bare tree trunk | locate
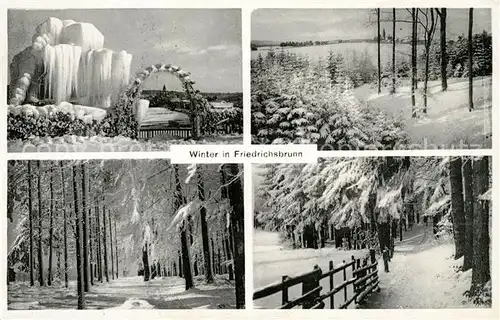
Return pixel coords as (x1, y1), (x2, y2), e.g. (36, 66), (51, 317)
(81, 163), (90, 292)
(114, 218), (119, 279)
(449, 156), (466, 259)
(437, 8), (448, 91)
(108, 211), (115, 280)
(48, 166), (55, 286)
(197, 169), (214, 283)
(470, 157), (490, 294)
(468, 8), (474, 111)
(103, 205), (109, 282)
(377, 8), (381, 94)
(72, 164), (85, 309)
(462, 157), (474, 271)
(411, 8), (417, 117)
(142, 242), (150, 281)
(392, 8), (396, 94)
(89, 206), (94, 286)
(223, 164), (245, 309)
(37, 161), (45, 286)
(59, 162), (69, 288)
(28, 161), (35, 286)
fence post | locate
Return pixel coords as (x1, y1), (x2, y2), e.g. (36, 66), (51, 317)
(329, 261), (334, 309)
(302, 265), (321, 309)
(282, 275), (289, 306)
(355, 257), (360, 295)
(342, 260), (347, 303)
(370, 249), (376, 264)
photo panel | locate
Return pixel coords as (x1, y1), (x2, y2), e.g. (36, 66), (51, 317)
(253, 156), (492, 309)
(251, 8), (492, 150)
(7, 159), (245, 309)
(7, 8), (243, 153)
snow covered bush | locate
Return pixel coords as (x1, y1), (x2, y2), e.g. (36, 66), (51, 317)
(251, 51), (408, 149)
(8, 110), (111, 140)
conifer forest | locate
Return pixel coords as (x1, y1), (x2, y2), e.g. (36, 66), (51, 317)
(7, 160), (245, 309)
(254, 156), (492, 308)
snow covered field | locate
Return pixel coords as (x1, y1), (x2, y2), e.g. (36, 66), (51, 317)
(7, 134), (243, 152)
(253, 230), (367, 309)
(354, 77), (492, 149)
(8, 275), (236, 309)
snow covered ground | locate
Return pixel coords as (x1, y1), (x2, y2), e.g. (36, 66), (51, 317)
(7, 134), (243, 152)
(8, 275), (236, 309)
(253, 230), (368, 309)
(140, 107), (191, 127)
(354, 77), (492, 149)
(360, 225), (485, 309)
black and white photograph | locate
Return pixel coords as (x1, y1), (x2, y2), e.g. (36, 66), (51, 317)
(251, 9), (492, 150)
(7, 160), (245, 309)
(7, 9), (243, 152)
(253, 156), (492, 309)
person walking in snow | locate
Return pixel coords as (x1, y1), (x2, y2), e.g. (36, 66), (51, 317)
(382, 246), (390, 273)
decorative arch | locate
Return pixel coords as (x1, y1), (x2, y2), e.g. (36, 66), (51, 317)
(125, 63), (213, 139)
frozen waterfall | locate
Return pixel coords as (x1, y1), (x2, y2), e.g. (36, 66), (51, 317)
(10, 17), (132, 107)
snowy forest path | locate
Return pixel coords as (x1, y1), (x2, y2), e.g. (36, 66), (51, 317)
(360, 225), (468, 308)
(8, 276), (236, 310)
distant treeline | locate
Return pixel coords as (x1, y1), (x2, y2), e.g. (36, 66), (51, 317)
(142, 89), (243, 109)
(251, 38), (426, 50)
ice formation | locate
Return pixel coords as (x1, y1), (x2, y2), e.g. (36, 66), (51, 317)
(9, 17), (132, 108)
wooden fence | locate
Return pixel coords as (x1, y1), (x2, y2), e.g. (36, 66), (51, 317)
(253, 249), (380, 309)
(137, 126), (192, 139)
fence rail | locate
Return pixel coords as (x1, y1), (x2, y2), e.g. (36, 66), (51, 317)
(253, 249), (380, 309)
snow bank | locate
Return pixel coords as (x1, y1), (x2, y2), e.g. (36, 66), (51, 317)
(59, 22), (104, 51)
(113, 298), (155, 309)
(8, 102), (107, 122)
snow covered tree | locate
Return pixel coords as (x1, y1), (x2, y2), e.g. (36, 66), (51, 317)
(449, 156), (465, 259)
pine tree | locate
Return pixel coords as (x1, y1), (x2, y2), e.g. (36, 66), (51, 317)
(60, 161), (69, 288)
(174, 164), (193, 290)
(470, 157), (490, 295)
(462, 157), (474, 271)
(197, 168), (214, 283)
(48, 165), (55, 285)
(81, 162), (90, 292)
(223, 164), (245, 309)
(72, 164), (85, 309)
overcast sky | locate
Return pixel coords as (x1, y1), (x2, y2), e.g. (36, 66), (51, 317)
(252, 8), (492, 42)
(8, 9), (242, 92)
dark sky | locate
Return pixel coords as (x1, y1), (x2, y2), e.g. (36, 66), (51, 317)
(8, 9), (242, 92)
(252, 8), (492, 42)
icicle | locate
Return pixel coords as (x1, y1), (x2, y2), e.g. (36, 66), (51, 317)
(111, 50), (132, 105)
(33, 17), (63, 46)
(43, 44), (82, 103)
